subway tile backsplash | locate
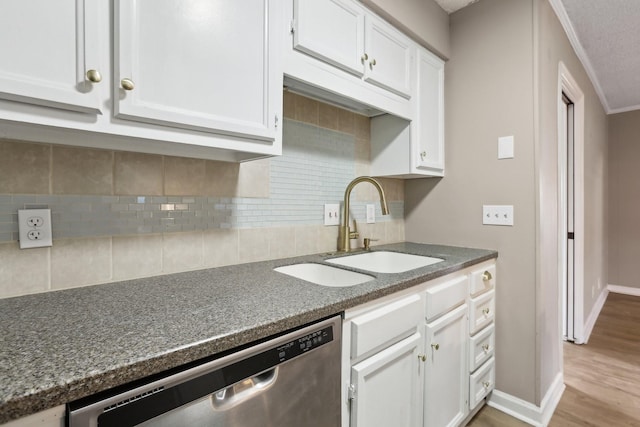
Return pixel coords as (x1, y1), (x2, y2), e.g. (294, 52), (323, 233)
(0, 93), (406, 298)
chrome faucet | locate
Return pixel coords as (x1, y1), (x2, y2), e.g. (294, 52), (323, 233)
(338, 176), (389, 252)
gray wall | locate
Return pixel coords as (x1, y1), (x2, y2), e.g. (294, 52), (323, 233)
(608, 110), (640, 289)
(405, 0), (609, 406)
(405, 0), (538, 403)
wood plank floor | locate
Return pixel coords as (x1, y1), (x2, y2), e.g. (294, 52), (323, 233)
(466, 292), (640, 426)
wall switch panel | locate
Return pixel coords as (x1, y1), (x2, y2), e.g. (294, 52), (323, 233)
(18, 208), (53, 248)
(324, 203), (340, 226)
(498, 135), (514, 159)
(366, 204), (375, 224)
(483, 205), (514, 226)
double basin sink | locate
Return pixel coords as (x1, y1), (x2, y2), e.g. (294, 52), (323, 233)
(274, 251), (443, 287)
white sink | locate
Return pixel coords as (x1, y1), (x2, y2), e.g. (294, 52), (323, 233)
(274, 263), (374, 287)
(326, 251), (443, 273)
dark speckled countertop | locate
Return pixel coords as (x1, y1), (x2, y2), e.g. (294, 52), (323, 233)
(0, 242), (497, 424)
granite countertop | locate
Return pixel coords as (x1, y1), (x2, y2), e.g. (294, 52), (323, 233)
(0, 242), (497, 424)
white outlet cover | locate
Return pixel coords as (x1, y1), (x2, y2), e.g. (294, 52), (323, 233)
(18, 209), (53, 249)
(366, 204), (375, 224)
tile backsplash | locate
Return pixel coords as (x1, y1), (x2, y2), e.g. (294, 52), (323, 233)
(0, 92), (405, 298)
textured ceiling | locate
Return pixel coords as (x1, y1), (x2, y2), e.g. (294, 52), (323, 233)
(436, 0), (640, 113)
(557, 0), (640, 113)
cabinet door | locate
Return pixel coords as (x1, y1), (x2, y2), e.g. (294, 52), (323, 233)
(363, 15), (413, 98)
(424, 304), (468, 427)
(0, 0), (102, 113)
(115, 0), (280, 141)
(293, 0), (365, 77)
(351, 333), (421, 427)
(414, 48), (444, 175)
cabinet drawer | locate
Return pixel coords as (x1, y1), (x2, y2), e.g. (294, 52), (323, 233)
(351, 294), (422, 359)
(470, 264), (496, 297)
(469, 324), (495, 372)
(469, 289), (495, 335)
(469, 357), (495, 409)
(425, 275), (468, 320)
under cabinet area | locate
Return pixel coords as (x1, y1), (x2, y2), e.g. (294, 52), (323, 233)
(0, 0), (283, 162)
(342, 259), (497, 427)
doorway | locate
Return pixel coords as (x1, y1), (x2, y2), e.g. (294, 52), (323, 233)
(558, 62), (584, 344)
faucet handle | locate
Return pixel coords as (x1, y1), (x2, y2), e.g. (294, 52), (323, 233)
(349, 220), (359, 239)
(363, 238), (378, 250)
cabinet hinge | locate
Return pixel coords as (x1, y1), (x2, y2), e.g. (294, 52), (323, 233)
(290, 20), (295, 34)
(348, 384), (357, 401)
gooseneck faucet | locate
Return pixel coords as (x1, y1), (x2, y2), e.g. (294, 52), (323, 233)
(338, 176), (389, 252)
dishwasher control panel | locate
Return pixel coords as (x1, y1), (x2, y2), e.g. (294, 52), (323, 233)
(276, 324), (334, 362)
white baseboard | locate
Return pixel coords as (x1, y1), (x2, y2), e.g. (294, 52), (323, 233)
(487, 373), (565, 427)
(581, 288), (609, 344)
(608, 284), (640, 297)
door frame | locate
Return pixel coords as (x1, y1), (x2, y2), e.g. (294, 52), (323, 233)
(557, 62), (585, 344)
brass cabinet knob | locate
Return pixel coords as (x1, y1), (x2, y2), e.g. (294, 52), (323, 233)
(361, 53), (369, 62)
(483, 307), (491, 315)
(431, 343), (440, 351)
(483, 381), (491, 389)
(418, 354), (426, 362)
(482, 344), (490, 352)
(86, 69), (102, 83)
(482, 271), (492, 281)
(121, 78), (135, 91)
(371, 58), (377, 66)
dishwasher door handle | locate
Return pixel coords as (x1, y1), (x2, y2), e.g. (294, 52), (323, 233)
(210, 368), (278, 411)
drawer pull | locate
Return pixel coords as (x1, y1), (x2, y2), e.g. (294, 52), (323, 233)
(482, 344), (490, 352)
(482, 308), (491, 315)
(483, 381), (491, 389)
(482, 271), (492, 281)
(431, 343), (440, 351)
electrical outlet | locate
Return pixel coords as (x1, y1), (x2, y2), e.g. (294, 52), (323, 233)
(324, 204), (340, 226)
(18, 209), (53, 249)
(482, 205), (514, 226)
(366, 204), (375, 224)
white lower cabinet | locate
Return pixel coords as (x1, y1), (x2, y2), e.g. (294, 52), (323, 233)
(342, 259), (497, 427)
(424, 304), (469, 427)
(351, 333), (422, 427)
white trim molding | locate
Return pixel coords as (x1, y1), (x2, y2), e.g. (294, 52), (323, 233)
(488, 373), (565, 427)
(608, 284), (640, 297)
(581, 288), (609, 344)
(547, 0), (612, 113)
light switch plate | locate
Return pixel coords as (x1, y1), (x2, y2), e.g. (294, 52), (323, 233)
(324, 204), (340, 226)
(483, 205), (514, 226)
(498, 136), (514, 159)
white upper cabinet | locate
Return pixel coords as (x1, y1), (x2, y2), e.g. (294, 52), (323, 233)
(292, 0), (365, 77)
(287, 0), (413, 118)
(414, 47), (445, 175)
(370, 45), (444, 178)
(0, 0), (102, 114)
(0, 1), (283, 162)
(363, 14), (413, 98)
(115, 0), (280, 141)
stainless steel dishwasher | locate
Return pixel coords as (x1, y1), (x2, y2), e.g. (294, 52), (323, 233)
(68, 315), (341, 427)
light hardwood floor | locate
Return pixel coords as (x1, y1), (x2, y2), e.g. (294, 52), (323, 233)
(466, 292), (640, 426)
